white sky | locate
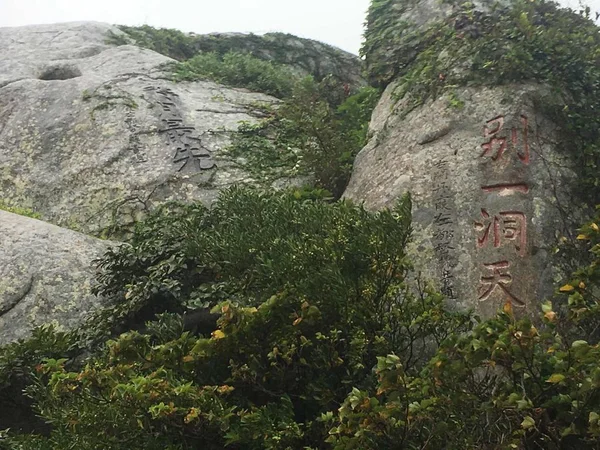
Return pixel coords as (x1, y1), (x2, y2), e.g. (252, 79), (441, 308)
(0, 0), (596, 55)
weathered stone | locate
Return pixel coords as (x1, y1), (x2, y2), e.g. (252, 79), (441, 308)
(115, 27), (366, 88)
(362, 0), (508, 86)
(0, 22), (302, 237)
(0, 211), (112, 345)
(345, 82), (580, 317)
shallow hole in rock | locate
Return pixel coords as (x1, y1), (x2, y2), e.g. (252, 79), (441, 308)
(38, 64), (82, 81)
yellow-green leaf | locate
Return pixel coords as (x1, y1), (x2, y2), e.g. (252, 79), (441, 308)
(547, 373), (565, 384)
(559, 284), (574, 293)
(521, 416), (536, 430)
(211, 330), (226, 340)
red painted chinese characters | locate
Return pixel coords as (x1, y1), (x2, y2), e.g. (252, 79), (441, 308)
(475, 115), (530, 307)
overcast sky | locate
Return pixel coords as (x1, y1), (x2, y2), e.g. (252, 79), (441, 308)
(0, 0), (596, 55)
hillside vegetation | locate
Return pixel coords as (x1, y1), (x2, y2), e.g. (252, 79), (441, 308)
(4, 1), (600, 449)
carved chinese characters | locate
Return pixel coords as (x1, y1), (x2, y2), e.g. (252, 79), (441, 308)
(431, 159), (458, 299)
(475, 115), (530, 307)
(475, 209), (527, 257)
(478, 261), (524, 306)
(143, 86), (216, 173)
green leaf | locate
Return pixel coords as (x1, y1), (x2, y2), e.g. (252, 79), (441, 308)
(521, 416), (536, 430)
(547, 374), (566, 384)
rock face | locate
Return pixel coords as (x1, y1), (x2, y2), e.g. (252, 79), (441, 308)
(345, 83), (578, 317)
(0, 210), (111, 345)
(0, 22), (296, 237)
(362, 0), (505, 86)
(114, 26), (366, 88)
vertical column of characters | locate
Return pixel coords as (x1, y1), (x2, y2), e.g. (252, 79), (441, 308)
(143, 86), (215, 172)
(431, 159), (457, 299)
(475, 115), (530, 307)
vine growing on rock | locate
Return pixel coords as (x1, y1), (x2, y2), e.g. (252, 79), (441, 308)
(363, 0), (600, 205)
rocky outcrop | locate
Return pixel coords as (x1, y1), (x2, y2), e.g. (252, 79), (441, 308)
(345, 80), (579, 317)
(0, 22), (298, 237)
(344, 0), (593, 318)
(114, 26), (366, 89)
(0, 210), (111, 345)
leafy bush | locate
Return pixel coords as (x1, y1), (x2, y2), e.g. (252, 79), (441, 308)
(4, 200), (600, 449)
(225, 79), (380, 198)
(323, 214), (600, 449)
(173, 51), (297, 98)
(0, 188), (473, 449)
(276, 80), (379, 197)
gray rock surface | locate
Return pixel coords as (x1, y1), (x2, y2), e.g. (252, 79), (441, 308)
(345, 82), (579, 317)
(0, 210), (111, 345)
(0, 22), (297, 237)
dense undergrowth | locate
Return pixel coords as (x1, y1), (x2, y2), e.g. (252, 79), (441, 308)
(3, 187), (600, 449)
(4, 0), (600, 449)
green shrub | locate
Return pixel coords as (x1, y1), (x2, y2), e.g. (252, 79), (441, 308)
(107, 25), (197, 61)
(324, 213), (600, 450)
(225, 79), (380, 198)
(4, 197), (600, 449)
(0, 188), (473, 449)
(173, 51), (297, 99)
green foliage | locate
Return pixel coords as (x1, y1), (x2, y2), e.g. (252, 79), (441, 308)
(225, 79), (380, 198)
(108, 25), (362, 85)
(106, 25), (198, 61)
(0, 200), (41, 219)
(0, 326), (78, 440)
(325, 210), (600, 450)
(7, 2), (600, 448)
(173, 51), (297, 98)
(5, 197), (600, 449)
(0, 188), (472, 449)
(363, 0), (600, 204)
(362, 0), (425, 87)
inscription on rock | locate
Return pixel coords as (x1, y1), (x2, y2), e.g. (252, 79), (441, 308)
(431, 159), (458, 300)
(143, 86), (216, 173)
(474, 113), (532, 308)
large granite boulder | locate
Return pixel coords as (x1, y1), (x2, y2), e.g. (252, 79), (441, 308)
(0, 211), (111, 345)
(0, 22), (299, 237)
(345, 81), (579, 317)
